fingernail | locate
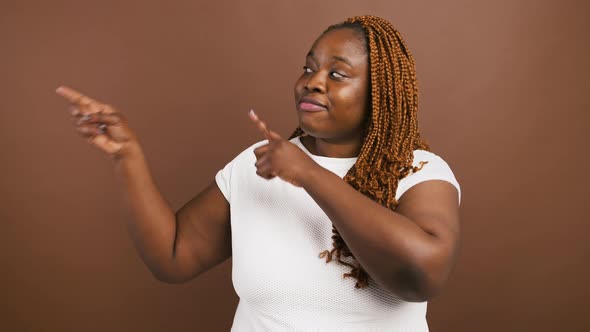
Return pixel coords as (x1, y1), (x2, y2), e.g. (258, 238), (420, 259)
(81, 114), (91, 121)
(249, 109), (256, 117)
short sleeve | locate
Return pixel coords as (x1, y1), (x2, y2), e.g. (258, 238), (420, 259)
(214, 139), (269, 204)
(215, 159), (233, 203)
(395, 150), (461, 204)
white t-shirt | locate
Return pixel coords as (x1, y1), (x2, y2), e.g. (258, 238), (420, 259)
(215, 136), (461, 331)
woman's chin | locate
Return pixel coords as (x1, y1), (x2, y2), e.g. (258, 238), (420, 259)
(297, 119), (322, 136)
(297, 124), (319, 138)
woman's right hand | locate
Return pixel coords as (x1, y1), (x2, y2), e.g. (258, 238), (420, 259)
(56, 86), (139, 159)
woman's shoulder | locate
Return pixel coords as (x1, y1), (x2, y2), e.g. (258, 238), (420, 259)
(398, 149), (461, 203)
(410, 149), (454, 170)
(227, 139), (269, 163)
(412, 149), (443, 161)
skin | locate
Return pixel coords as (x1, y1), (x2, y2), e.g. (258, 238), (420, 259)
(294, 28), (370, 157)
(56, 87), (232, 283)
(55, 27), (460, 302)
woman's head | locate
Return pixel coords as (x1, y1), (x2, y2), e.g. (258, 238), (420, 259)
(290, 15), (430, 289)
(293, 26), (370, 142)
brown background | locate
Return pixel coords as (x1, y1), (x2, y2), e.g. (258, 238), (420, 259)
(1, 0), (588, 331)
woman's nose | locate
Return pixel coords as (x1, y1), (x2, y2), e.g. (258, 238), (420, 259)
(304, 73), (326, 93)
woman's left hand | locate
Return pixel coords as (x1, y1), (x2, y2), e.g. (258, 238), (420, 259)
(248, 110), (318, 187)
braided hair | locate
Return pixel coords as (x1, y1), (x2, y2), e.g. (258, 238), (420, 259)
(288, 15), (430, 289)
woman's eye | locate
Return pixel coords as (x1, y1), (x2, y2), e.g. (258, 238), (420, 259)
(330, 71), (345, 78)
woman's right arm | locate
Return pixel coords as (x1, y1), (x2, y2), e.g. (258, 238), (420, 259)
(114, 143), (231, 283)
(56, 86), (231, 283)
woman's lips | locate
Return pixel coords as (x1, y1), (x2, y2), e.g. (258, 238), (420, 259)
(299, 102), (327, 112)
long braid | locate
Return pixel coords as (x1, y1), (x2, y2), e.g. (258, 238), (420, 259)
(289, 15), (429, 289)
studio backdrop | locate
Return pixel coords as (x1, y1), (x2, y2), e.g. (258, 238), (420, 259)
(1, 0), (588, 331)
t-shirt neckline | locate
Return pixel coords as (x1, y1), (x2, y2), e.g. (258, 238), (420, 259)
(292, 136), (358, 169)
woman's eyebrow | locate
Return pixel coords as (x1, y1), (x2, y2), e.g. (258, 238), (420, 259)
(332, 55), (353, 67)
(307, 51), (353, 67)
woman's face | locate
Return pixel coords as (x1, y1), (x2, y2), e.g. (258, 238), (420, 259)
(294, 28), (370, 141)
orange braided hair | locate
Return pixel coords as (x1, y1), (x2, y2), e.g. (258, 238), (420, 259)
(288, 15), (430, 288)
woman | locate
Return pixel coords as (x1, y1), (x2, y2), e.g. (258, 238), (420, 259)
(57, 15), (461, 331)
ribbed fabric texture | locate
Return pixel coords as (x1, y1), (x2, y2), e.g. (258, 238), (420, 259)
(215, 136), (461, 331)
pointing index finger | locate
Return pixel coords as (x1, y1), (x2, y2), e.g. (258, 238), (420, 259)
(248, 109), (271, 140)
(248, 110), (283, 141)
(55, 86), (95, 105)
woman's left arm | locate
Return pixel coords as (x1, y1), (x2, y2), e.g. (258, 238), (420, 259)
(247, 110), (460, 302)
(299, 165), (461, 302)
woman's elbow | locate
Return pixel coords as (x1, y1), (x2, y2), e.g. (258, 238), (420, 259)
(149, 265), (197, 284)
(386, 264), (448, 302)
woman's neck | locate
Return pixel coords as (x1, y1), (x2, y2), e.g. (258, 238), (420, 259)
(300, 134), (362, 158)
